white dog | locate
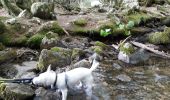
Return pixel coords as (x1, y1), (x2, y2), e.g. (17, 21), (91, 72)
(32, 59), (99, 100)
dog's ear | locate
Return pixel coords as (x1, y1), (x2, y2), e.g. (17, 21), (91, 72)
(46, 64), (51, 72)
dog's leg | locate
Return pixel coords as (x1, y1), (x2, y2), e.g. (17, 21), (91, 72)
(61, 89), (68, 100)
(83, 76), (93, 100)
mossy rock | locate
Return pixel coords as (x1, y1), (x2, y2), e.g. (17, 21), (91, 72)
(0, 32), (28, 47)
(119, 42), (135, 55)
(37, 48), (72, 72)
(27, 34), (45, 48)
(125, 12), (151, 25)
(73, 18), (88, 27)
(91, 46), (103, 54)
(0, 83), (34, 100)
(37, 21), (64, 35)
(0, 49), (17, 64)
(95, 41), (109, 50)
(148, 32), (170, 44)
(71, 48), (85, 63)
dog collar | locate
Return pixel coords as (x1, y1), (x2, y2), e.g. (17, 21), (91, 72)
(53, 73), (57, 89)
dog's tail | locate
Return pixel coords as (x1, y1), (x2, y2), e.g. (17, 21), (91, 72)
(90, 59), (99, 72)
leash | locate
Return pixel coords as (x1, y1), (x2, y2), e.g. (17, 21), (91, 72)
(0, 78), (33, 84)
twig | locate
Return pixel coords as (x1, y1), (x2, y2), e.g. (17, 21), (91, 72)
(131, 41), (170, 59)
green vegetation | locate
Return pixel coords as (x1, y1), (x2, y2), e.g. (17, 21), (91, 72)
(27, 34), (45, 48)
(73, 18), (88, 27)
(100, 29), (111, 37)
(119, 43), (135, 55)
(148, 28), (170, 44)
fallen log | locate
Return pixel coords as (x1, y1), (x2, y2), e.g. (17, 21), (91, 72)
(131, 41), (170, 59)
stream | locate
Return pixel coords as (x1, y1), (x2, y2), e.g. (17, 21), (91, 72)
(0, 53), (170, 100)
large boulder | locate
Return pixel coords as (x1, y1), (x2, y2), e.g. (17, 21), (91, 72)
(31, 2), (55, 19)
(0, 48), (17, 64)
(37, 48), (72, 72)
(0, 83), (34, 100)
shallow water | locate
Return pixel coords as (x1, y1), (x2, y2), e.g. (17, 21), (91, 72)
(0, 56), (170, 100)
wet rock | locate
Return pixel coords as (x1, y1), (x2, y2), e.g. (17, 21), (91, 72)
(118, 43), (149, 64)
(116, 74), (132, 82)
(34, 87), (61, 100)
(112, 63), (122, 70)
(37, 48), (72, 72)
(118, 42), (135, 63)
(14, 61), (37, 78)
(0, 48), (17, 64)
(0, 63), (17, 78)
(0, 83), (34, 100)
(31, 2), (55, 19)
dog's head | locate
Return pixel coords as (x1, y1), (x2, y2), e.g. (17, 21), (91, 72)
(32, 65), (56, 87)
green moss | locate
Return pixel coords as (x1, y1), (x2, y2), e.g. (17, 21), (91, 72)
(27, 34), (45, 48)
(38, 22), (64, 35)
(119, 43), (135, 55)
(126, 12), (151, 25)
(0, 32), (28, 46)
(73, 18), (88, 27)
(148, 32), (170, 44)
(51, 22), (64, 34)
(50, 47), (61, 52)
(91, 46), (103, 54)
(0, 49), (17, 63)
(72, 48), (84, 59)
(95, 41), (109, 50)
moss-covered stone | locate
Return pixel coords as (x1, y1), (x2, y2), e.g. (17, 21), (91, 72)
(73, 18), (88, 27)
(0, 83), (34, 100)
(37, 48), (72, 72)
(95, 41), (109, 50)
(148, 31), (170, 44)
(91, 46), (103, 54)
(0, 32), (28, 47)
(31, 2), (54, 19)
(119, 42), (135, 55)
(71, 48), (85, 63)
(0, 49), (17, 64)
(37, 21), (64, 35)
(125, 12), (151, 25)
(27, 34), (45, 48)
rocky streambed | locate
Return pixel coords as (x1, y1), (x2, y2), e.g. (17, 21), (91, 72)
(0, 35), (170, 100)
(0, 1), (170, 100)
